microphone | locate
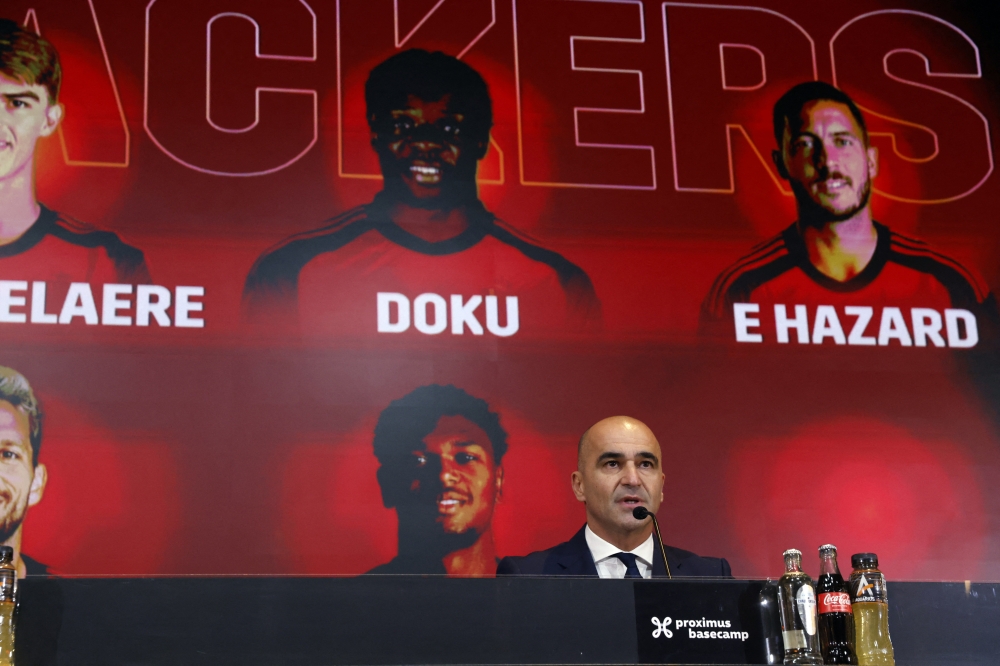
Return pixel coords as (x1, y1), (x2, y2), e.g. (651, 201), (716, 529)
(632, 506), (672, 579)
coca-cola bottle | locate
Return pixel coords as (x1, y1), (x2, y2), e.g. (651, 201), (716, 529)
(776, 549), (822, 665)
(817, 544), (857, 664)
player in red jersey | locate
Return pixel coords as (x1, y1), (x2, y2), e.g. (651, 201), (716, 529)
(0, 20), (148, 288)
(244, 49), (600, 339)
(701, 81), (996, 344)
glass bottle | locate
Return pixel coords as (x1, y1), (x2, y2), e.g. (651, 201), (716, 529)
(0, 546), (16, 666)
(817, 544), (857, 664)
(777, 549), (822, 665)
(758, 580), (785, 665)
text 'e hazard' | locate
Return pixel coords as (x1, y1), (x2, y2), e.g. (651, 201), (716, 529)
(734, 303), (977, 347)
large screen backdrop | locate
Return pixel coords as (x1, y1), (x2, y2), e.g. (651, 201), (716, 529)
(2, 0), (999, 579)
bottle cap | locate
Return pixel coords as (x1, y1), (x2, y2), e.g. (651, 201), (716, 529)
(851, 552), (878, 569)
(782, 548), (802, 558)
(0, 547), (12, 564)
(818, 544), (837, 555)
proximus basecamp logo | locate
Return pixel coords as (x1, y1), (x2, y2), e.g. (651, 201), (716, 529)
(650, 616), (748, 641)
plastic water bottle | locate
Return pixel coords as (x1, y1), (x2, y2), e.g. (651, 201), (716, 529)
(849, 553), (894, 666)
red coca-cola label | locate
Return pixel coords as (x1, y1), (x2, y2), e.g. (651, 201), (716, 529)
(818, 592), (853, 614)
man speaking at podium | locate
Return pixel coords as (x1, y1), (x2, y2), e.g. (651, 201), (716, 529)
(497, 416), (730, 578)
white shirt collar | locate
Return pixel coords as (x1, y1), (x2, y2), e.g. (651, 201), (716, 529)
(584, 524), (655, 566)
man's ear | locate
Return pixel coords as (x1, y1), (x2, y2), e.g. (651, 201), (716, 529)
(39, 103), (64, 138)
(473, 137), (489, 161)
(27, 464), (46, 508)
(494, 465), (504, 500)
(369, 115), (384, 150)
(772, 149), (789, 180)
(571, 470), (586, 503)
(867, 144), (878, 179)
(375, 465), (398, 509)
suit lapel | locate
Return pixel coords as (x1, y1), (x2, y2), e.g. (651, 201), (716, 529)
(555, 526), (599, 576)
(652, 541), (681, 578)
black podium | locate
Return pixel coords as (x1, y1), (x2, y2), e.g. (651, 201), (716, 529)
(13, 577), (1000, 665)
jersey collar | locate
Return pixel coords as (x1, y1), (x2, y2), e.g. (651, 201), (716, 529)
(367, 191), (491, 256)
(0, 204), (57, 259)
(783, 220), (891, 293)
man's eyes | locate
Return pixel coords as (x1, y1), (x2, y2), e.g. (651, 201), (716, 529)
(438, 121), (460, 137)
(410, 451), (480, 466)
(392, 117), (415, 132)
(0, 450), (22, 461)
(603, 459), (655, 469)
(388, 117), (461, 136)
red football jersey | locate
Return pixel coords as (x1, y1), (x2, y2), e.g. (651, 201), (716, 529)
(701, 222), (996, 347)
(0, 205), (149, 287)
(244, 194), (601, 344)
(0, 206), (150, 336)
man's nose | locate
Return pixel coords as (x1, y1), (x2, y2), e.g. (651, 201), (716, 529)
(816, 139), (845, 173)
(621, 461), (641, 486)
(409, 124), (443, 151)
(411, 137), (442, 152)
(812, 142), (830, 169)
(439, 457), (460, 486)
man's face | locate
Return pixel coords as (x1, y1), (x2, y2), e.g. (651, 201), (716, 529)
(0, 402), (45, 544)
(0, 73), (62, 180)
(775, 100), (878, 222)
(390, 415), (502, 535)
(572, 420), (664, 539)
(372, 93), (482, 202)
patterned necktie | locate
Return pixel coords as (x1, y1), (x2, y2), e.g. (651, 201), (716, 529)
(613, 552), (643, 579)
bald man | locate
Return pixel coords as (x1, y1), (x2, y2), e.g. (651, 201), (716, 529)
(497, 416), (731, 577)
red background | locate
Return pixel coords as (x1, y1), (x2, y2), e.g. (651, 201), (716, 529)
(2, 0), (1000, 580)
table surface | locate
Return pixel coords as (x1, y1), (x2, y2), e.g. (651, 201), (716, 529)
(11, 576), (1000, 666)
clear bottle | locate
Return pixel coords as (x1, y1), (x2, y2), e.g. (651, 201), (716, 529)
(758, 580), (785, 665)
(0, 546), (16, 666)
(817, 545), (857, 664)
(777, 549), (822, 665)
(849, 553), (894, 666)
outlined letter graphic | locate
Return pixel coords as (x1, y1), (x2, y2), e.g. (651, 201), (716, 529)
(11, 1), (129, 167)
(662, 3), (817, 193)
(831, 11), (993, 204)
(514, 0), (654, 190)
(336, 0), (501, 183)
(144, 0), (318, 177)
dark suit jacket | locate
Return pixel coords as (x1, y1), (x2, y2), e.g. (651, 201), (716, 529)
(496, 526), (732, 578)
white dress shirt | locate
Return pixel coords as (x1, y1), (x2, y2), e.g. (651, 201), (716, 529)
(584, 525), (655, 579)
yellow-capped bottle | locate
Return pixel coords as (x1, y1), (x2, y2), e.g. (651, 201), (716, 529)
(0, 546), (16, 666)
(849, 553), (894, 666)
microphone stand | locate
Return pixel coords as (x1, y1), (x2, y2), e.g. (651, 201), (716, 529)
(634, 507), (672, 579)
